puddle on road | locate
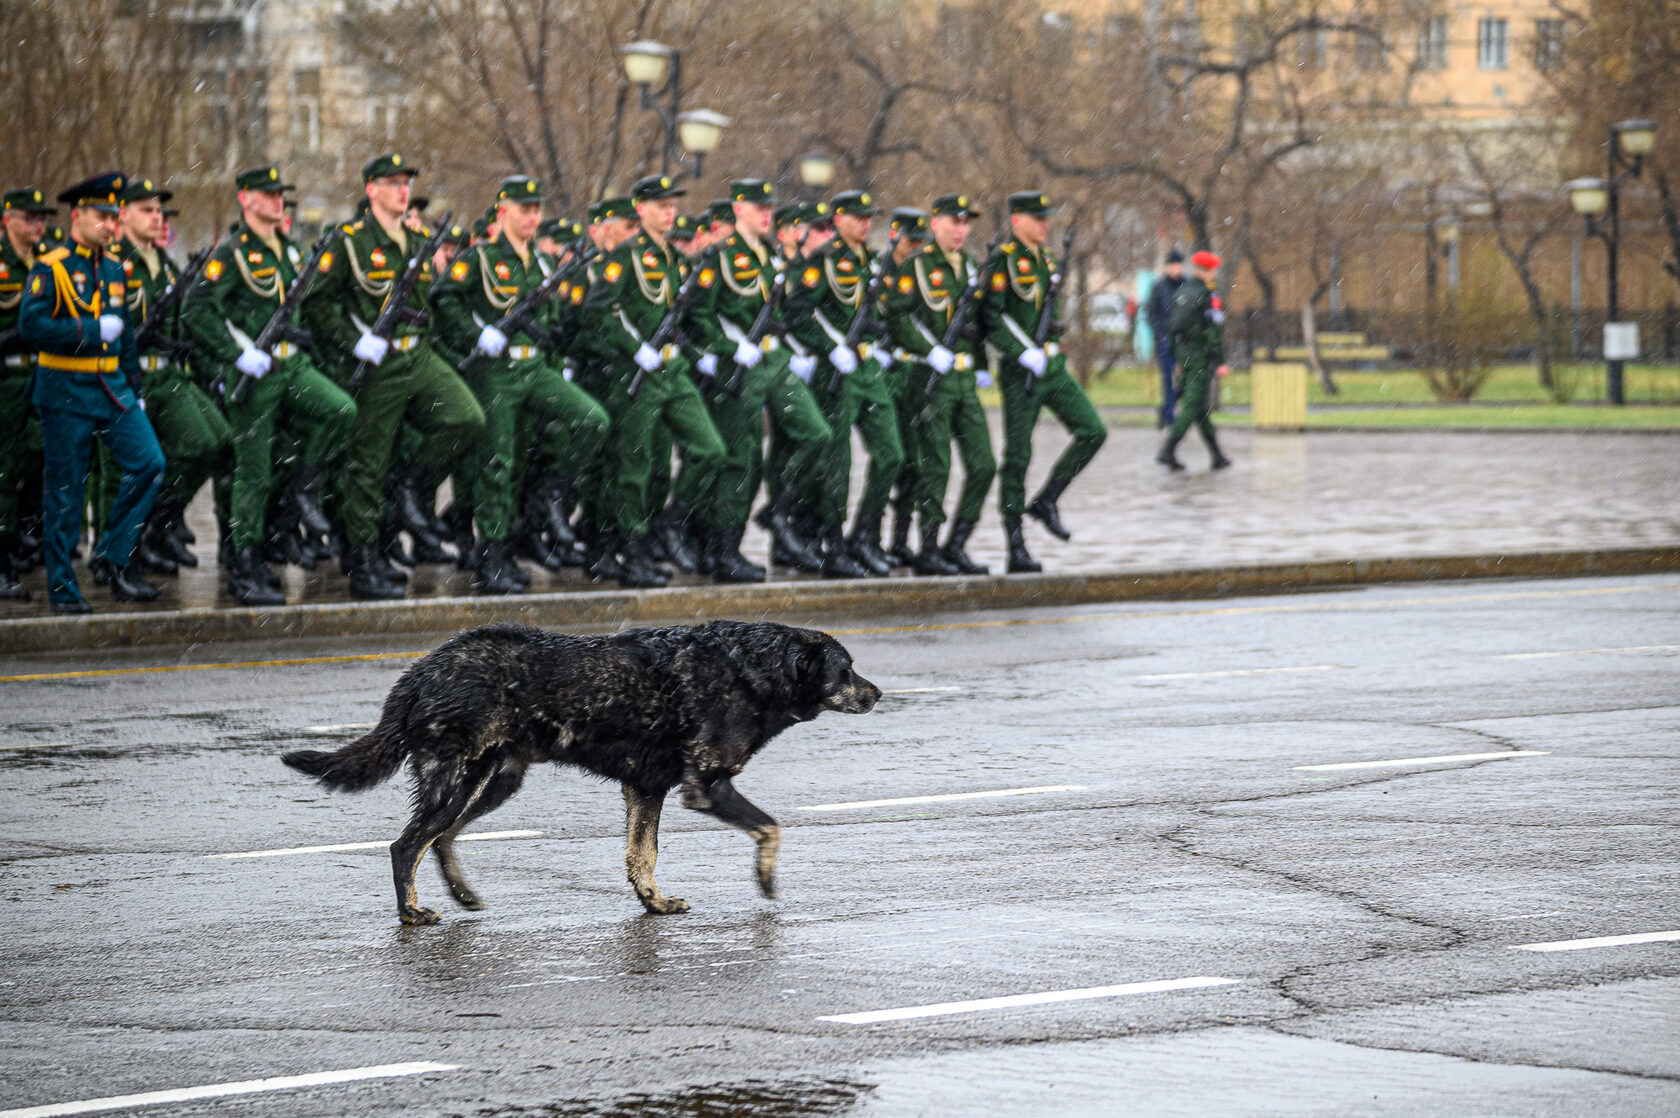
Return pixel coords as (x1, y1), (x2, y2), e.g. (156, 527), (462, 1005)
(474, 1077), (868, 1117)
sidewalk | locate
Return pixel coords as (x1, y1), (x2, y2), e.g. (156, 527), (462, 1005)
(3, 424), (1677, 645)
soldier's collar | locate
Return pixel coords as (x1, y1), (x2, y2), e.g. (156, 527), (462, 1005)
(73, 243), (94, 258)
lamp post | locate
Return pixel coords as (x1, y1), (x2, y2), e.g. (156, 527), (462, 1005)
(618, 40), (732, 180)
(1564, 117), (1657, 405)
(797, 150), (837, 200)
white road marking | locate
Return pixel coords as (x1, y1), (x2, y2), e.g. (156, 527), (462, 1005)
(206, 829), (543, 860)
(304, 722), (377, 734)
(0, 1061), (458, 1118)
(818, 976), (1240, 1025)
(1497, 644), (1679, 661)
(1294, 750), (1549, 772)
(1137, 665), (1340, 681)
(881, 686), (965, 694)
(801, 785), (1086, 812)
(1492, 911), (1568, 921)
(1510, 930), (1680, 953)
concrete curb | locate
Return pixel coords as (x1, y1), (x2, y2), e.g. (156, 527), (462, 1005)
(4, 546), (1677, 655)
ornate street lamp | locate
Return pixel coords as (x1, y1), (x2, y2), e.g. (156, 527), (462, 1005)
(619, 40), (730, 180)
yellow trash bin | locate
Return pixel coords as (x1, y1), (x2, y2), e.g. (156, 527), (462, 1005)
(1251, 362), (1307, 430)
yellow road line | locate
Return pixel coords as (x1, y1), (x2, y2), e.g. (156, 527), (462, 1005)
(3, 581), (1673, 683)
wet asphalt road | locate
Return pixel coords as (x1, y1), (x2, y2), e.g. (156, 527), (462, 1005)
(2, 574), (1677, 1116)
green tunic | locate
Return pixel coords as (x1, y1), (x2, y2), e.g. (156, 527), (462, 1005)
(0, 237), (43, 549)
(1165, 276), (1225, 442)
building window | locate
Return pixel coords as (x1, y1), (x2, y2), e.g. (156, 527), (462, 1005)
(1417, 16), (1448, 71)
(1478, 17), (1509, 70)
(1353, 29), (1384, 72)
(1535, 18), (1565, 71)
(291, 68), (321, 152)
(1295, 27), (1328, 70)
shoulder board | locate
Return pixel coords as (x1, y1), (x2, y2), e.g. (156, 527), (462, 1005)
(40, 247), (70, 264)
(1001, 241), (1018, 254)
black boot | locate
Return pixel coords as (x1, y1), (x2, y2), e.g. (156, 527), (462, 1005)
(617, 533), (670, 589)
(531, 470), (577, 549)
(89, 556), (159, 602)
(821, 527), (869, 579)
(846, 515), (892, 576)
(889, 508), (916, 567)
(513, 524), (566, 572)
(265, 522), (311, 572)
(586, 531), (626, 582)
(227, 546), (285, 606)
(764, 492), (823, 572)
(134, 511), (180, 575)
(1025, 475), (1072, 541)
(153, 505), (199, 568)
(943, 519), (989, 575)
(286, 463), (335, 538)
(409, 528), (454, 564)
(171, 509), (196, 544)
(378, 523), (415, 577)
(711, 523), (766, 584)
(1005, 517), (1041, 574)
(0, 545), (28, 600)
(347, 542), (404, 600)
(473, 539), (525, 595)
(912, 523), (961, 576)
(387, 461), (436, 539)
(1156, 433), (1186, 471)
(691, 521), (717, 577)
(1203, 427), (1232, 469)
(656, 502), (700, 574)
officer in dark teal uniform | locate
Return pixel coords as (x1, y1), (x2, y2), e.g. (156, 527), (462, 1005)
(19, 173), (166, 611)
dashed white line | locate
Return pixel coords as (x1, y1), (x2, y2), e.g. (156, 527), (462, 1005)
(800, 785), (1086, 812)
(1497, 645), (1679, 660)
(0, 1061), (458, 1118)
(206, 829), (543, 860)
(304, 722), (377, 734)
(1509, 930), (1680, 953)
(1294, 750), (1549, 772)
(1137, 665), (1340, 681)
(818, 976), (1240, 1024)
(1491, 911), (1568, 921)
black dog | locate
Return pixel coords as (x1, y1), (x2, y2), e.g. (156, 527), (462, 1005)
(281, 621), (879, 925)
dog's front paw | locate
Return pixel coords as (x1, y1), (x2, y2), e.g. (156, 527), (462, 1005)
(641, 895), (691, 915)
(399, 905), (440, 926)
(447, 883), (484, 910)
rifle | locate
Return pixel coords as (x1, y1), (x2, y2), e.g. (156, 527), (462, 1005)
(133, 242), (214, 363)
(723, 230), (809, 397)
(1026, 224), (1076, 395)
(227, 230), (336, 406)
(346, 213), (455, 396)
(924, 229), (1007, 399)
(829, 228), (902, 395)
(457, 238), (597, 380)
(627, 249), (708, 401)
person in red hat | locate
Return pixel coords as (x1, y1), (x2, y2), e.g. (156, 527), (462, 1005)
(1158, 250), (1232, 471)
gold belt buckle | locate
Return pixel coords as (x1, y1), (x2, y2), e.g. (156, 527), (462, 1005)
(760, 337), (779, 353)
(1045, 342), (1061, 358)
(954, 353), (973, 372)
(658, 343), (680, 363)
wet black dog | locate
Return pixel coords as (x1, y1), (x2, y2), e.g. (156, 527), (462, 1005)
(281, 620), (879, 925)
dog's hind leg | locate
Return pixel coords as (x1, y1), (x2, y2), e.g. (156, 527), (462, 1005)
(696, 776), (781, 900)
(390, 757), (497, 926)
(433, 760), (527, 910)
(623, 786), (689, 915)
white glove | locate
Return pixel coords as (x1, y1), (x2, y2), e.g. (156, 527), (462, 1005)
(790, 354), (816, 383)
(561, 364), (575, 382)
(733, 339), (762, 368)
(872, 345), (894, 371)
(235, 347), (272, 379)
(927, 345), (956, 374)
(475, 324), (508, 357)
(98, 315), (124, 343)
(354, 333), (390, 366)
(976, 369), (994, 390)
(1019, 346), (1048, 376)
(136, 397), (146, 412)
(633, 343), (662, 372)
(828, 344), (858, 376)
(696, 354), (718, 377)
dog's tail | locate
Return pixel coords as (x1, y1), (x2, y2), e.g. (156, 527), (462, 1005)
(281, 716), (411, 793)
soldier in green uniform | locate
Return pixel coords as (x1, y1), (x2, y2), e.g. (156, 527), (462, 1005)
(882, 206), (930, 567)
(781, 189), (904, 578)
(20, 172), (167, 612)
(576, 174), (726, 588)
(0, 187), (56, 599)
(978, 191), (1107, 573)
(429, 175), (609, 594)
(111, 177), (231, 574)
(668, 213), (698, 256)
(299, 152), (485, 599)
(181, 165), (357, 604)
(682, 178), (832, 580)
(1158, 249), (1232, 471)
(882, 193), (996, 576)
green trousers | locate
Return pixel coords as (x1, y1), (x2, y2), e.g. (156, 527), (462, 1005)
(0, 367), (42, 547)
(465, 358), (608, 541)
(598, 356), (725, 539)
(813, 358), (903, 529)
(998, 352), (1106, 519)
(887, 362), (922, 527)
(336, 346), (485, 547)
(225, 355), (356, 549)
(1169, 365), (1217, 443)
(911, 366), (996, 529)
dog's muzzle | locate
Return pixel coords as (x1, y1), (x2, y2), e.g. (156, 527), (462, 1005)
(832, 677), (881, 714)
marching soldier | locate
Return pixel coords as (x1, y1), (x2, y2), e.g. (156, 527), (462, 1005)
(576, 173), (726, 588)
(19, 172), (166, 612)
(112, 177), (231, 574)
(0, 187), (57, 599)
(1158, 249), (1232, 471)
(429, 175), (609, 594)
(682, 178), (832, 580)
(882, 193), (996, 575)
(883, 206), (930, 566)
(299, 153), (485, 600)
(978, 191), (1106, 573)
(781, 189), (904, 578)
(668, 213), (698, 256)
(181, 166), (356, 604)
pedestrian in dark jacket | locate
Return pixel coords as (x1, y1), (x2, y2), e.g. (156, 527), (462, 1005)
(1145, 249), (1185, 428)
(1158, 250), (1231, 472)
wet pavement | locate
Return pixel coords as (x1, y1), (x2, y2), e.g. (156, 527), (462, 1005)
(5, 425), (1678, 617)
(2, 574), (1677, 1115)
